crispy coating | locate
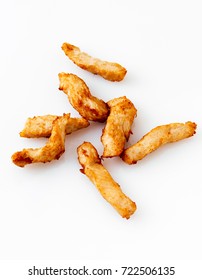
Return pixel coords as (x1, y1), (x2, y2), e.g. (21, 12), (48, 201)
(20, 115), (89, 138)
(12, 114), (70, 167)
(121, 121), (197, 164)
(77, 142), (137, 219)
(61, 42), (127, 82)
(101, 96), (137, 158)
(58, 73), (109, 122)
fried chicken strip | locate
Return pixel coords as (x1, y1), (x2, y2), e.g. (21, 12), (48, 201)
(77, 142), (137, 219)
(61, 42), (127, 82)
(58, 73), (109, 122)
(12, 114), (70, 167)
(20, 115), (89, 138)
(101, 96), (137, 158)
(121, 121), (197, 164)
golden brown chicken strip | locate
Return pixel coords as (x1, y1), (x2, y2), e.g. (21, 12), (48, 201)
(58, 73), (109, 122)
(121, 121), (197, 164)
(77, 142), (137, 219)
(101, 96), (137, 158)
(61, 42), (127, 82)
(20, 115), (89, 138)
(12, 114), (70, 167)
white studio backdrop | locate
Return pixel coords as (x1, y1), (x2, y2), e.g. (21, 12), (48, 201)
(0, 0), (201, 267)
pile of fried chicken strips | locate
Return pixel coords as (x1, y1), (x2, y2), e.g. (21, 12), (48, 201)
(12, 43), (197, 219)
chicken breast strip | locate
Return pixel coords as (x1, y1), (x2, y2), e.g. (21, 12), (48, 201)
(12, 114), (70, 167)
(61, 42), (127, 82)
(101, 96), (137, 157)
(77, 142), (137, 219)
(58, 73), (109, 122)
(121, 121), (197, 164)
(20, 115), (89, 138)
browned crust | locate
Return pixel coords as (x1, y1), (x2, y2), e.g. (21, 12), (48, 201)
(61, 42), (127, 82)
(77, 142), (137, 219)
(58, 72), (109, 122)
(121, 121), (197, 164)
(20, 115), (90, 138)
(11, 114), (70, 167)
(101, 96), (137, 158)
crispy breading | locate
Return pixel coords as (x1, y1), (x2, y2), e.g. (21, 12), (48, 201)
(58, 73), (109, 122)
(61, 42), (127, 82)
(20, 115), (89, 138)
(12, 114), (70, 167)
(77, 142), (137, 219)
(101, 96), (137, 158)
(121, 121), (197, 164)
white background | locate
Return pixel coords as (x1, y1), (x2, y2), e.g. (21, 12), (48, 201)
(0, 0), (201, 272)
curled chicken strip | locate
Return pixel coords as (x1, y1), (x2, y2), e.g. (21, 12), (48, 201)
(20, 115), (89, 138)
(12, 114), (70, 167)
(121, 121), (197, 164)
(58, 73), (109, 122)
(101, 96), (137, 158)
(61, 42), (127, 82)
(77, 142), (137, 219)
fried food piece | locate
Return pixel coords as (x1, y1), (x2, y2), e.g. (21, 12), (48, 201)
(20, 115), (89, 138)
(121, 121), (197, 164)
(61, 42), (127, 82)
(101, 96), (137, 158)
(12, 114), (70, 167)
(58, 73), (109, 122)
(77, 142), (137, 219)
